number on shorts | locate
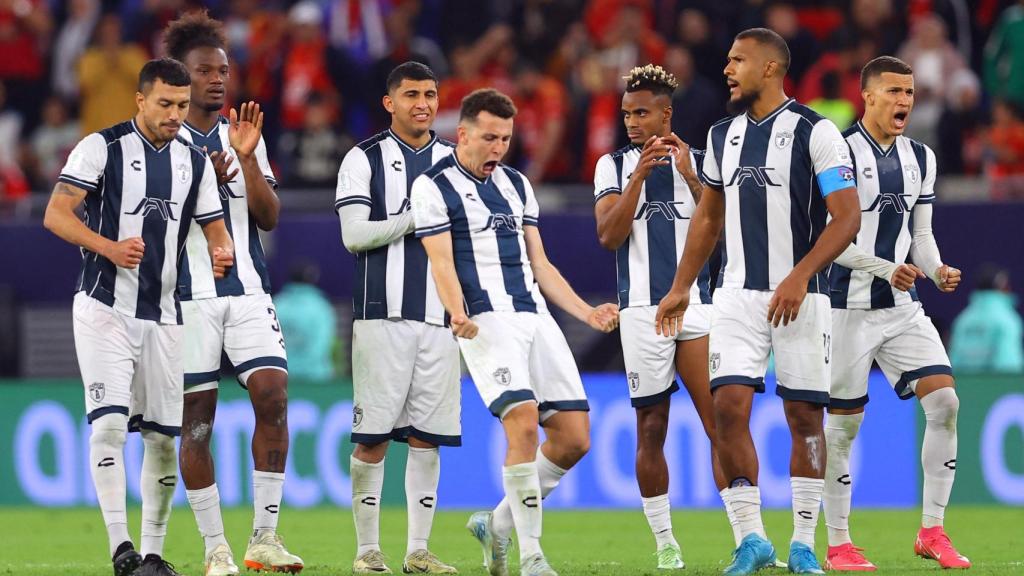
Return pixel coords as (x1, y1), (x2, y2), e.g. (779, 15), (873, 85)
(268, 307), (281, 332)
(823, 333), (831, 364)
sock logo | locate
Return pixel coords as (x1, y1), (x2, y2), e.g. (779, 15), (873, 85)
(158, 475), (176, 487)
(837, 474), (851, 485)
(264, 504), (279, 514)
(729, 476), (753, 488)
(521, 495), (538, 508)
(361, 496), (378, 506)
(97, 457), (115, 468)
(419, 496), (435, 509)
(797, 510), (813, 520)
(944, 459), (957, 470)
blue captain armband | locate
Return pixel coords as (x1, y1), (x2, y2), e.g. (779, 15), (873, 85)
(817, 166), (856, 197)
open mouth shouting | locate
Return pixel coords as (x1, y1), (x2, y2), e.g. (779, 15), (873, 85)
(893, 110), (908, 130)
(482, 160), (499, 174)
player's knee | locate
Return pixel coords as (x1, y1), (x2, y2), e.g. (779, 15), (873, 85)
(252, 382), (288, 428)
(142, 430), (177, 467)
(560, 431), (590, 463)
(90, 413), (128, 449)
(507, 423), (540, 454)
(786, 407), (824, 440)
(923, 387), (959, 430)
(636, 412), (668, 449)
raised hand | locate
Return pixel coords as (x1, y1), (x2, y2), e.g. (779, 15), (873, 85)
(890, 263), (925, 291)
(105, 237), (145, 269)
(662, 132), (696, 180)
(228, 101), (264, 159)
(634, 135), (672, 180)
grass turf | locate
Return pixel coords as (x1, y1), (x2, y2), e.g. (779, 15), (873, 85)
(2, 506), (1021, 575)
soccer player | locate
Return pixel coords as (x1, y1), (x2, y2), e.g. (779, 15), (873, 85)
(413, 88), (618, 576)
(43, 58), (234, 576)
(655, 28), (862, 575)
(593, 64), (729, 569)
(335, 61), (460, 575)
(163, 12), (302, 575)
(823, 56), (968, 571)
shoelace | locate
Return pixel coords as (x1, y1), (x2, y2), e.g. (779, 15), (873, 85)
(210, 550), (233, 564)
(147, 557), (178, 574)
(655, 546), (680, 563)
(730, 539), (759, 564)
(364, 550), (388, 565)
(790, 545), (819, 568)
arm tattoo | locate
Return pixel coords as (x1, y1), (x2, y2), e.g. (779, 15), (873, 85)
(54, 182), (80, 197)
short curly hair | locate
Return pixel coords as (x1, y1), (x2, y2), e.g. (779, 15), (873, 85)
(623, 64), (678, 98)
(164, 10), (226, 63)
(460, 89), (517, 122)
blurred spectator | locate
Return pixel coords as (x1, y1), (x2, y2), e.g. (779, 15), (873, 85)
(984, 0), (1024, 107)
(897, 14), (979, 151)
(25, 97), (79, 190)
(0, 0), (52, 130)
(509, 0), (585, 70)
(572, 53), (621, 183)
(665, 45), (726, 147)
(122, 0), (187, 57)
(280, 2), (339, 132)
(807, 70), (856, 130)
(51, 0), (99, 101)
(799, 32), (874, 117)
(949, 264), (1023, 373)
(593, 1), (666, 79)
(434, 26), (513, 137)
(842, 0), (902, 56)
(274, 262), (337, 382)
(324, 0), (391, 65)
(0, 81), (28, 201)
(222, 0), (260, 68)
(985, 99), (1024, 199)
(763, 2), (819, 85)
(78, 14), (148, 136)
(676, 8), (727, 91)
(509, 59), (568, 183)
(278, 93), (353, 187)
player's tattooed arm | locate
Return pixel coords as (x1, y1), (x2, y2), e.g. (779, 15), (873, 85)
(663, 133), (704, 202)
(44, 182), (146, 269)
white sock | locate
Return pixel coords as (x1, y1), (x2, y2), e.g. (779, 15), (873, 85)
(492, 447), (566, 540)
(140, 431), (177, 558)
(823, 412), (863, 546)
(351, 456), (385, 556)
(920, 388), (959, 528)
(791, 477), (825, 547)
(642, 494), (678, 549)
(720, 488), (742, 547)
(405, 447), (440, 555)
(728, 485), (766, 539)
(186, 485), (229, 554)
(90, 413), (131, 558)
(503, 462), (543, 561)
(253, 470), (285, 537)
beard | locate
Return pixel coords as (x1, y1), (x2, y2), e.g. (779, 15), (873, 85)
(200, 100), (223, 113)
(726, 88), (759, 115)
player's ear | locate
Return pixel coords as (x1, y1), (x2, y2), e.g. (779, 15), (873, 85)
(664, 105), (673, 124)
(136, 91), (146, 112)
(382, 94), (395, 114)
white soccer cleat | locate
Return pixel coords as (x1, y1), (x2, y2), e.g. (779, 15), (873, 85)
(402, 549), (458, 574)
(244, 531), (303, 573)
(466, 511), (511, 576)
(655, 543), (685, 569)
(519, 554), (557, 576)
(205, 543), (239, 576)
(354, 550), (393, 574)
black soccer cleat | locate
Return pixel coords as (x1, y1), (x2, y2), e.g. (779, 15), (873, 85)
(131, 554), (182, 576)
(113, 542), (142, 576)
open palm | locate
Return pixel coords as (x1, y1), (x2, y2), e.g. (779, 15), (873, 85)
(228, 101), (264, 158)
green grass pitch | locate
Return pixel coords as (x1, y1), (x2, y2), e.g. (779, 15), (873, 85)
(2, 507), (1021, 575)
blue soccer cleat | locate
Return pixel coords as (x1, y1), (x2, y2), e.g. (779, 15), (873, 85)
(786, 542), (825, 574)
(723, 533), (777, 575)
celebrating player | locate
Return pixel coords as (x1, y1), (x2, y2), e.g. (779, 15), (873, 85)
(823, 55), (968, 571)
(336, 61), (460, 575)
(164, 12), (302, 575)
(413, 88), (618, 576)
(43, 58), (233, 576)
(655, 28), (861, 575)
(592, 64), (728, 569)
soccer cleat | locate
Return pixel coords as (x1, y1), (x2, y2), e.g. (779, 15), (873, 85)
(520, 553), (557, 576)
(655, 543), (685, 569)
(786, 542), (824, 574)
(723, 533), (777, 576)
(112, 542), (142, 576)
(466, 511), (511, 576)
(244, 531), (303, 573)
(402, 549), (458, 574)
(353, 550), (393, 574)
(205, 543), (240, 576)
(133, 554), (183, 576)
(824, 543), (876, 571)
(914, 526), (971, 569)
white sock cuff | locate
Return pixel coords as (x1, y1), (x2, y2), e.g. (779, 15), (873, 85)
(825, 412), (864, 435)
(253, 470), (285, 483)
(351, 455), (386, 469)
(409, 446), (439, 454)
(641, 493), (670, 509)
(186, 484), (219, 505)
(791, 477), (826, 491)
(730, 485), (761, 505)
(503, 461), (538, 478)
(536, 448), (568, 478)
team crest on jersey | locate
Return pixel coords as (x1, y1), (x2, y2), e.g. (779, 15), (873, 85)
(710, 353), (721, 374)
(628, 371), (640, 392)
(177, 162), (191, 184)
(774, 130), (793, 149)
(493, 367), (512, 387)
(904, 164), (920, 184)
(89, 382), (105, 402)
(352, 404), (364, 428)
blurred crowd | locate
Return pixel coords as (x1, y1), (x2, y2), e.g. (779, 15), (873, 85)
(2, 0), (1024, 200)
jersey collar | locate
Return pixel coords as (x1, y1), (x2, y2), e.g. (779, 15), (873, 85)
(855, 120), (897, 157)
(131, 118), (170, 153)
(745, 97), (794, 127)
(388, 128), (438, 154)
(452, 153), (490, 184)
(183, 117), (223, 139)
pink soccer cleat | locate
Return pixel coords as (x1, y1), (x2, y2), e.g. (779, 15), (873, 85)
(825, 543), (877, 572)
(915, 526), (971, 569)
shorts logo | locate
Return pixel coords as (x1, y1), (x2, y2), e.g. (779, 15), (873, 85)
(89, 382), (105, 402)
(710, 353), (721, 374)
(352, 404), (364, 428)
(774, 130), (793, 149)
(627, 371), (640, 392)
(493, 367), (512, 387)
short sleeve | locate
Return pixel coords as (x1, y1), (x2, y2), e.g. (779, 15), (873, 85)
(334, 146), (372, 212)
(522, 173), (539, 227)
(194, 155), (225, 225)
(809, 120), (856, 197)
(918, 145), (937, 204)
(701, 129), (722, 186)
(255, 136), (278, 189)
(411, 175), (451, 237)
(690, 148), (706, 183)
(593, 154), (621, 202)
(58, 133), (107, 192)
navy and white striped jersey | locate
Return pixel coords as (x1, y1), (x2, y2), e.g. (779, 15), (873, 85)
(702, 98), (855, 295)
(830, 121), (936, 309)
(593, 144), (712, 309)
(58, 119), (223, 324)
(177, 117), (277, 301)
(411, 155), (548, 316)
(335, 130), (454, 325)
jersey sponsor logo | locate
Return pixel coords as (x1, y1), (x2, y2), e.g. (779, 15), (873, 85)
(774, 130), (794, 149)
(478, 214), (520, 233)
(388, 198), (411, 216)
(219, 184), (243, 201)
(904, 164), (920, 184)
(864, 191), (911, 214)
(125, 197), (179, 221)
(726, 166), (780, 188)
(634, 200), (689, 221)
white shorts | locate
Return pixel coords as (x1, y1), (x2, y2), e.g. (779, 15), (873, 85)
(73, 292), (184, 436)
(620, 304), (711, 407)
(709, 288), (831, 405)
(830, 303), (952, 409)
(351, 319), (462, 446)
(182, 294), (288, 393)
(459, 311), (588, 420)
